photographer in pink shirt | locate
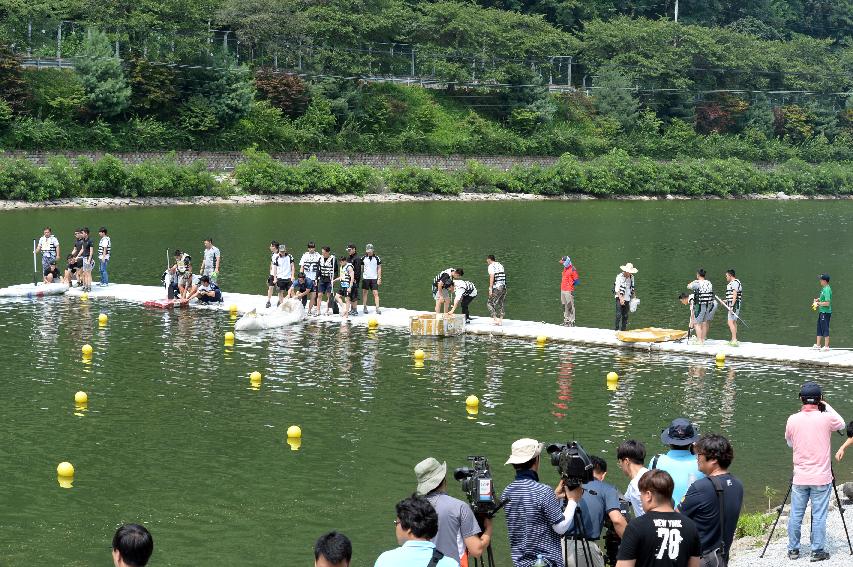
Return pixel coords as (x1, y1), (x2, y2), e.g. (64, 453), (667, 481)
(784, 381), (846, 562)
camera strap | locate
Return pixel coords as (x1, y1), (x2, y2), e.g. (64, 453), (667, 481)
(708, 475), (728, 563)
(426, 548), (445, 567)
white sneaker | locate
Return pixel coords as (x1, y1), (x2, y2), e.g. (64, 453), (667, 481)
(822, 346), (830, 352)
(812, 344), (821, 350)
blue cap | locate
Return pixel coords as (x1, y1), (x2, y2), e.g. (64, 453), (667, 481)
(819, 273), (830, 282)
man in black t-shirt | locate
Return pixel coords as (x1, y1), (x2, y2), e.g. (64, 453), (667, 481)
(43, 260), (61, 283)
(345, 244), (362, 314)
(678, 434), (743, 567)
(616, 469), (701, 567)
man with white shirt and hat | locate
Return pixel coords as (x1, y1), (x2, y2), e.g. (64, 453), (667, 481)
(614, 262), (638, 331)
(414, 457), (493, 565)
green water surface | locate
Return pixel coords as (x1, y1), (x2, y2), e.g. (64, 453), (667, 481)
(2, 201), (852, 566)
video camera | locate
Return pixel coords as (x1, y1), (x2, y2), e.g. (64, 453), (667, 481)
(546, 441), (594, 490)
(454, 456), (507, 517)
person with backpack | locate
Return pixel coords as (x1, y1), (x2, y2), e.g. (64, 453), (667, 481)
(679, 434), (744, 567)
(373, 496), (459, 567)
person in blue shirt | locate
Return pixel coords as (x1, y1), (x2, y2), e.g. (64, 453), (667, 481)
(374, 495), (459, 567)
(648, 417), (704, 507)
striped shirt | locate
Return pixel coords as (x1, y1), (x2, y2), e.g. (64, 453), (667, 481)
(614, 273), (635, 300)
(38, 235), (59, 257)
(454, 280), (478, 298)
(488, 261), (506, 288)
(501, 473), (565, 567)
(98, 236), (111, 260)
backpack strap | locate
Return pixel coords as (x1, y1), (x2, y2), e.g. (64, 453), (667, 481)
(426, 548), (445, 567)
(650, 454), (661, 469)
(707, 475), (728, 561)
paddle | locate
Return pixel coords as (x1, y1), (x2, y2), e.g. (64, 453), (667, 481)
(32, 239), (38, 285)
(714, 295), (751, 329)
(165, 249), (170, 297)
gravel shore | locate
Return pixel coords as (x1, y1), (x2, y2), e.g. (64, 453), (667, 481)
(730, 498), (853, 566)
(1, 191), (851, 210)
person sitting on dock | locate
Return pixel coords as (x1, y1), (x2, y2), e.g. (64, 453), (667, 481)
(183, 275), (222, 304)
(433, 268), (456, 314)
(448, 276), (477, 323)
(724, 269), (742, 346)
(813, 274), (832, 351)
(648, 418), (704, 507)
(687, 269), (715, 345)
(63, 253), (79, 287)
(560, 256), (579, 327)
(289, 272), (312, 306)
(43, 259), (61, 284)
(614, 263), (637, 331)
(333, 255), (355, 319)
(486, 255), (507, 326)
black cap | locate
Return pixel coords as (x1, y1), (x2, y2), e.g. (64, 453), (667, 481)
(307, 241), (316, 248)
(800, 381), (822, 403)
(819, 273), (830, 282)
(660, 418), (700, 445)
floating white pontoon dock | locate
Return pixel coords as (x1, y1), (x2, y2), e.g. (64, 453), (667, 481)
(5, 282), (847, 369)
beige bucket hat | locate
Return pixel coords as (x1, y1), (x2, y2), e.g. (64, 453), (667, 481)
(414, 457), (447, 495)
(505, 438), (544, 465)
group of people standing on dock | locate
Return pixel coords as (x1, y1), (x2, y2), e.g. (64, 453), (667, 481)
(265, 241), (383, 320)
(35, 226), (111, 292)
(431, 255), (507, 325)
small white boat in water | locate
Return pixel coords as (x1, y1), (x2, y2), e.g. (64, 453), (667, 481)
(0, 282), (69, 298)
(234, 298), (305, 331)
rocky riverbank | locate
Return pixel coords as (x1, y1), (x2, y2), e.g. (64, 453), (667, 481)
(2, 191), (851, 210)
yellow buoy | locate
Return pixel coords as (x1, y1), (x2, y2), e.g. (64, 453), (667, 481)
(57, 475), (74, 488)
(466, 406), (479, 417)
(98, 313), (108, 325)
(81, 344), (93, 356)
(74, 391), (88, 404)
(536, 335), (547, 345)
(715, 352), (726, 364)
(466, 394), (480, 407)
(287, 438), (302, 451)
(413, 349), (425, 360)
(414, 360), (424, 369)
(287, 425), (302, 439)
(606, 371), (619, 382)
(607, 382), (618, 391)
(229, 304), (238, 314)
(224, 331), (235, 345)
(368, 318), (379, 328)
(80, 292), (89, 301)
(56, 461), (75, 477)
(250, 371), (262, 382)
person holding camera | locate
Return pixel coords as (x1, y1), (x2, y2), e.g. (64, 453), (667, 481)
(678, 434), (743, 567)
(615, 470), (701, 567)
(374, 495), (459, 567)
(649, 418), (704, 507)
(565, 455), (628, 567)
(502, 438), (583, 567)
(784, 381), (845, 562)
(414, 457), (493, 564)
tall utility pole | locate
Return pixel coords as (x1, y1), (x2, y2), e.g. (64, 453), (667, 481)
(674, 0), (679, 22)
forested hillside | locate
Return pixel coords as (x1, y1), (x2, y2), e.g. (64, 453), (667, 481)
(0, 0), (851, 159)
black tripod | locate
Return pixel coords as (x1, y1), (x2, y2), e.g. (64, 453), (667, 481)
(470, 498), (509, 567)
(563, 499), (596, 567)
(761, 471), (852, 558)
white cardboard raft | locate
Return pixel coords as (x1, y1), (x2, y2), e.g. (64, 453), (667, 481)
(43, 282), (853, 369)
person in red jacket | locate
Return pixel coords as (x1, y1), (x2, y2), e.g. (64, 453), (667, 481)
(559, 256), (579, 327)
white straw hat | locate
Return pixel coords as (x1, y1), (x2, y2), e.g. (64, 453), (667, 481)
(505, 438), (543, 465)
(620, 262), (638, 274)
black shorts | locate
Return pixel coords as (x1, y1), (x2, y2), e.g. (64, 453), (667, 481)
(199, 290), (222, 303)
(348, 285), (359, 301)
(267, 275), (275, 287)
(362, 279), (378, 291)
(75, 258), (84, 269)
(277, 278), (292, 291)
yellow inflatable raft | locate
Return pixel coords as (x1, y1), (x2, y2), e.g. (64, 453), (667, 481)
(616, 327), (688, 343)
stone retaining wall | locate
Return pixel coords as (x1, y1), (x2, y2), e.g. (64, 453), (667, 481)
(0, 151), (559, 171)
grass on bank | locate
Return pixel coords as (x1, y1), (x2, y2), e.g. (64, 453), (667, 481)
(3, 149), (853, 201)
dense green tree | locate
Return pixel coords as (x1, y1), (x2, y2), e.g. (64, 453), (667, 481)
(592, 65), (639, 130)
(128, 57), (178, 118)
(0, 44), (28, 112)
(74, 29), (130, 117)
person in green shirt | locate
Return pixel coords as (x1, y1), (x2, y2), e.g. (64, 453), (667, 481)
(813, 273), (832, 351)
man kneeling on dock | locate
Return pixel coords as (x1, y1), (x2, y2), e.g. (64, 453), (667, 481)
(182, 275), (222, 304)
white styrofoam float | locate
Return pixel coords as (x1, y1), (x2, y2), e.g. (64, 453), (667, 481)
(0, 282), (69, 298)
(234, 298), (305, 331)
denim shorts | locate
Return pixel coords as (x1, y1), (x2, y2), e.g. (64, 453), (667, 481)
(318, 280), (332, 294)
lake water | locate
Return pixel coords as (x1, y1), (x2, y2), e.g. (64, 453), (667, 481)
(2, 201), (853, 566)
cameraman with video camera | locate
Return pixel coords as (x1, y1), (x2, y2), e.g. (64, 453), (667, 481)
(572, 455), (629, 567)
(502, 438), (584, 567)
(414, 457), (494, 565)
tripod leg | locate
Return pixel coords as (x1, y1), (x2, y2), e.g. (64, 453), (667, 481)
(832, 476), (853, 554)
(486, 545), (496, 567)
(761, 482), (793, 558)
